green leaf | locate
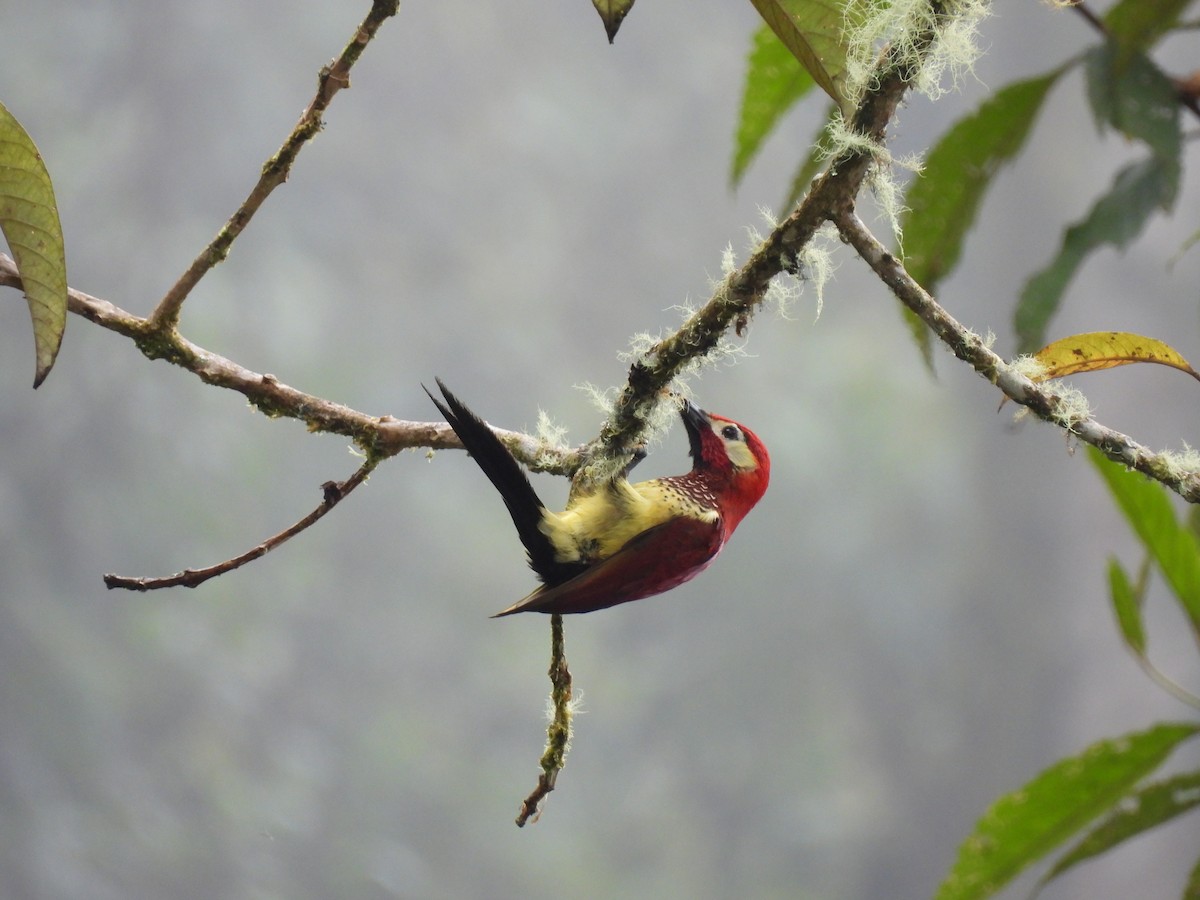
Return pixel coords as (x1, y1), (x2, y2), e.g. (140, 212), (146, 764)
(1089, 447), (1200, 635)
(1187, 853), (1200, 900)
(748, 0), (853, 109)
(1014, 155), (1179, 353)
(902, 69), (1063, 296)
(591, 0), (635, 43)
(900, 303), (936, 372)
(935, 723), (1200, 900)
(1015, 46), (1180, 353)
(0, 100), (67, 387)
(1085, 44), (1181, 163)
(732, 24), (818, 188)
(1107, 556), (1148, 655)
(1105, 0), (1198, 52)
(1041, 769), (1200, 889)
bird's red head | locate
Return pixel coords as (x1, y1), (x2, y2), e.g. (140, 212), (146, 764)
(680, 400), (770, 536)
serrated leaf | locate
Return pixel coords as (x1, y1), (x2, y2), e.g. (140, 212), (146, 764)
(1089, 447), (1200, 635)
(903, 69), (1063, 296)
(0, 100), (67, 387)
(1085, 44), (1181, 163)
(1014, 155), (1179, 353)
(592, 0), (634, 43)
(1104, 0), (1198, 53)
(1029, 331), (1200, 383)
(935, 723), (1200, 900)
(731, 24), (818, 187)
(1107, 557), (1148, 655)
(748, 0), (852, 109)
(1041, 769), (1200, 889)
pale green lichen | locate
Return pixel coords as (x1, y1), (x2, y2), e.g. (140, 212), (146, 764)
(1008, 354), (1050, 384)
(824, 0), (989, 242)
(843, 0), (990, 106)
(532, 409), (571, 469)
(1049, 384), (1092, 429)
(1157, 444), (1200, 482)
(823, 116), (924, 246)
(724, 223), (800, 322)
(797, 222), (840, 322)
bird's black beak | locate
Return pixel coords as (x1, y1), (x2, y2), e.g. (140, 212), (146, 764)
(680, 399), (710, 461)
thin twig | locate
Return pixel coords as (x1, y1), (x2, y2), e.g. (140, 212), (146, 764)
(515, 613), (573, 827)
(832, 209), (1200, 502)
(0, 253), (567, 471)
(103, 456), (380, 590)
(1064, 0), (1107, 36)
(147, 0), (400, 331)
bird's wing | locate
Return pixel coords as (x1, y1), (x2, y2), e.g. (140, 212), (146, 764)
(426, 379), (584, 585)
(491, 514), (724, 616)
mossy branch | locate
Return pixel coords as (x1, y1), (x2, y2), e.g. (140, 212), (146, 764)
(515, 614), (574, 827)
(832, 209), (1200, 503)
(579, 3), (950, 480)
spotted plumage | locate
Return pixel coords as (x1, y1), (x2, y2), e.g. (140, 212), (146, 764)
(426, 379), (770, 616)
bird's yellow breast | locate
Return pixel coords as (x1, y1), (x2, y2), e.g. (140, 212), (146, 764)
(540, 478), (719, 565)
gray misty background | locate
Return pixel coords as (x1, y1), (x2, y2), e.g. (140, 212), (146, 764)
(2, 3), (1198, 898)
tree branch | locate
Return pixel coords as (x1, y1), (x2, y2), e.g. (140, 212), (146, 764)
(515, 613), (573, 827)
(0, 252), (571, 472)
(832, 209), (1200, 503)
(147, 0), (400, 331)
(580, 3), (948, 478)
(103, 455), (380, 591)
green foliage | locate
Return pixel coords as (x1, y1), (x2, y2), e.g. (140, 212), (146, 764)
(0, 100), (67, 387)
(935, 723), (1200, 900)
(1015, 153), (1180, 352)
(1015, 45), (1181, 352)
(1104, 0), (1199, 54)
(1106, 556), (1148, 655)
(591, 0), (636, 43)
(1090, 448), (1200, 635)
(747, 0), (858, 110)
(1039, 769), (1200, 889)
(1084, 42), (1182, 160)
(732, 24), (818, 187)
(779, 100), (839, 210)
(902, 68), (1063, 299)
(736, 1), (1200, 894)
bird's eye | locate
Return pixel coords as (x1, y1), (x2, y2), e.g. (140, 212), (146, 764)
(721, 424), (740, 441)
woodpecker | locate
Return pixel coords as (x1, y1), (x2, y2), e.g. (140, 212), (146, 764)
(426, 379), (770, 616)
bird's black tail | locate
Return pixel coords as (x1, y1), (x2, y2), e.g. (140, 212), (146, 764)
(426, 379), (572, 584)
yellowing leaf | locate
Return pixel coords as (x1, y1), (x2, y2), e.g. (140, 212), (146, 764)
(1030, 332), (1200, 383)
(0, 101), (67, 387)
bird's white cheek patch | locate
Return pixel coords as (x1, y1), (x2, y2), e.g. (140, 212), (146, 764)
(725, 442), (758, 470)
